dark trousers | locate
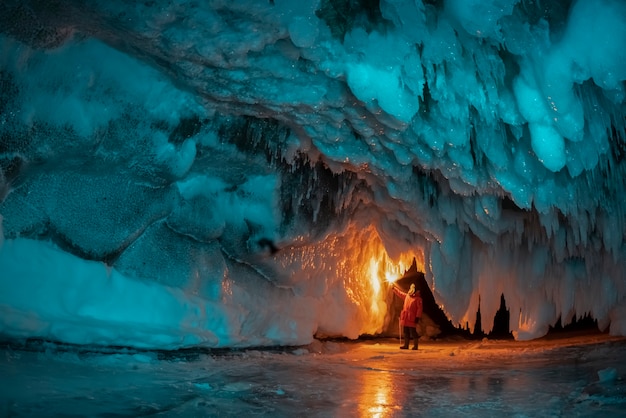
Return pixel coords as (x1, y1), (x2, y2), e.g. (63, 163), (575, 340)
(402, 326), (419, 348)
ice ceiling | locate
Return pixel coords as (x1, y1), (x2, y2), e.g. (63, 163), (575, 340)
(0, 0), (625, 349)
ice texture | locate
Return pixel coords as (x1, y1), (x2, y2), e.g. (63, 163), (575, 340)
(0, 0), (625, 348)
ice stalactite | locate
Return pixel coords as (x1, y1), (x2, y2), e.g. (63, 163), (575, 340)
(0, 0), (625, 348)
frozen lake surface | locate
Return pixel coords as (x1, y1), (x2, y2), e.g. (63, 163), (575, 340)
(2, 332), (625, 417)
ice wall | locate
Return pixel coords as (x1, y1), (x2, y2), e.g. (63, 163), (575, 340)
(0, 0), (625, 348)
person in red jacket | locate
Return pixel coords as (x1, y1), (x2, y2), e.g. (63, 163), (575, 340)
(392, 283), (423, 350)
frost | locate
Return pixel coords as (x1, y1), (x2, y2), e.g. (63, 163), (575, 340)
(0, 0), (625, 349)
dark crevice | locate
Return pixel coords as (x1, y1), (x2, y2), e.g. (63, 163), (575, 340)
(168, 115), (204, 145)
(501, 195), (526, 213)
(316, 0), (386, 41)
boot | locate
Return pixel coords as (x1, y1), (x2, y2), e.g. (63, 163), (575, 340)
(400, 338), (409, 349)
(412, 345), (418, 350)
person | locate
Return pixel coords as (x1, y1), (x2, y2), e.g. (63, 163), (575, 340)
(392, 283), (423, 350)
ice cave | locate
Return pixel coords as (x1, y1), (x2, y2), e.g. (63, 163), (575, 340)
(2, 0), (626, 415)
(0, 0), (626, 349)
(1, 0), (626, 351)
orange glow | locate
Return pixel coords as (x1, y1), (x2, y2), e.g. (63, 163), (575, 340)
(367, 258), (385, 318)
(369, 258), (382, 296)
(367, 253), (411, 289)
(384, 268), (401, 284)
(357, 368), (405, 417)
(350, 224), (424, 334)
(365, 231), (419, 323)
(278, 222), (424, 337)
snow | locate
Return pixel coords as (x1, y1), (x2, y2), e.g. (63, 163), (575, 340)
(0, 0), (625, 351)
(1, 333), (625, 416)
(346, 61), (419, 123)
(2, 37), (204, 137)
(0, 238), (222, 348)
(445, 0), (518, 40)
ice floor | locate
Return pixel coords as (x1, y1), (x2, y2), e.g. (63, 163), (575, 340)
(2, 332), (625, 417)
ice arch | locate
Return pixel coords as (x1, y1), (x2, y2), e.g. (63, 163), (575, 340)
(0, 0), (625, 348)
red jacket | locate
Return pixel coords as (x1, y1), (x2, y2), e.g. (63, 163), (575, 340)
(393, 287), (423, 327)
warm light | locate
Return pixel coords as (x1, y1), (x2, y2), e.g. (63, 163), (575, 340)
(368, 258), (383, 317)
(369, 387), (389, 418)
(369, 258), (381, 297)
(367, 252), (412, 318)
(357, 368), (401, 417)
(297, 223), (424, 336)
(384, 270), (399, 283)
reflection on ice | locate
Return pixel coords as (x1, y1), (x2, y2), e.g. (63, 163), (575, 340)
(357, 368), (398, 417)
(1, 333), (625, 417)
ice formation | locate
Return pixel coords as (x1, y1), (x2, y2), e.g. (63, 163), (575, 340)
(0, 0), (625, 348)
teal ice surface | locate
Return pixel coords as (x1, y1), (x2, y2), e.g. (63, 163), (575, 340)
(2, 335), (625, 417)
